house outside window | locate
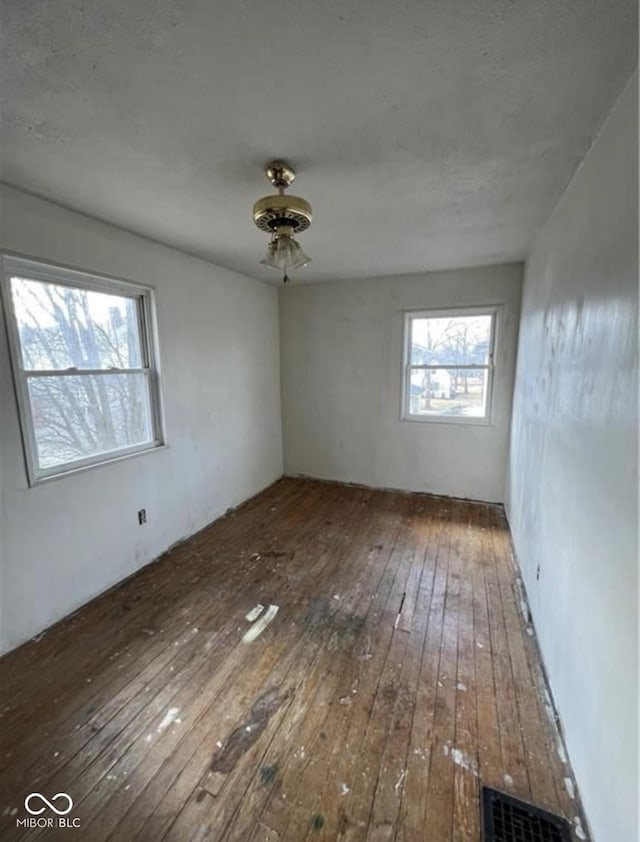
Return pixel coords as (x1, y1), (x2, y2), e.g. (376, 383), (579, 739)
(402, 307), (498, 424)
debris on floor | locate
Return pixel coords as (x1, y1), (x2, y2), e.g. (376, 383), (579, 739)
(242, 604), (279, 643)
(245, 604), (265, 622)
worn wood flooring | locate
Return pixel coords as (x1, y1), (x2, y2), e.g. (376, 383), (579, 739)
(0, 478), (589, 841)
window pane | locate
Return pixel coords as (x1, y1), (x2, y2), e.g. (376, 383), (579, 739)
(409, 314), (492, 366)
(27, 373), (153, 469)
(10, 276), (143, 370)
(408, 368), (489, 418)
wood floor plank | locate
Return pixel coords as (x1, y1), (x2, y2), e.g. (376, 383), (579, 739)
(451, 503), (481, 842)
(471, 505), (506, 795)
(363, 501), (437, 842)
(394, 500), (449, 842)
(0, 479), (591, 842)
(483, 504), (532, 799)
(421, 500), (464, 842)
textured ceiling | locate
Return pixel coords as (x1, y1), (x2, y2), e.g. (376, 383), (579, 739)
(2, 0), (637, 283)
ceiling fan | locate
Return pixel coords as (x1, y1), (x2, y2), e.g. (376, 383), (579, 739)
(252, 160), (312, 284)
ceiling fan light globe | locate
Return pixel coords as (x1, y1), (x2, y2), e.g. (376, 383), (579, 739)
(259, 234), (311, 272)
(259, 242), (279, 269)
(276, 234), (311, 270)
(290, 243), (311, 270)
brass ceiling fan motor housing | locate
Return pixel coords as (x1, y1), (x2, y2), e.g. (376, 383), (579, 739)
(252, 160), (313, 234)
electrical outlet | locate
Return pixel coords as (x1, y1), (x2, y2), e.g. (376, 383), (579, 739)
(138, 509), (147, 525)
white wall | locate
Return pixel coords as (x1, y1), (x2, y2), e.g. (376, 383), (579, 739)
(0, 185), (283, 655)
(280, 264), (522, 503)
(507, 72), (638, 842)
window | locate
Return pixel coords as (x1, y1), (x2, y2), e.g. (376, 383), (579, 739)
(402, 307), (497, 423)
(1, 255), (164, 483)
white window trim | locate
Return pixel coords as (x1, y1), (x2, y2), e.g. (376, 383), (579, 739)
(1, 253), (166, 486)
(401, 305), (499, 426)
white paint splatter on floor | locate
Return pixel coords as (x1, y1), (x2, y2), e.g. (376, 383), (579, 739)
(574, 816), (587, 839)
(443, 744), (478, 777)
(557, 739), (568, 764)
(450, 748), (478, 776)
(515, 577), (530, 624)
(157, 707), (181, 733)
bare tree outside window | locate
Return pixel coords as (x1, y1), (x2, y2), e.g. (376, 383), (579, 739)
(404, 310), (496, 421)
(2, 257), (163, 482)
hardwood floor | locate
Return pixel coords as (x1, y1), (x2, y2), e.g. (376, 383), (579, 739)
(0, 478), (588, 841)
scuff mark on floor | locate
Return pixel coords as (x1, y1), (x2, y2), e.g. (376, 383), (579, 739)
(259, 763), (279, 786)
(192, 823), (211, 842)
(394, 770), (406, 792)
(210, 687), (288, 773)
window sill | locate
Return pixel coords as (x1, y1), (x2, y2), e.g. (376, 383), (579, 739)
(27, 442), (169, 488)
(401, 414), (494, 428)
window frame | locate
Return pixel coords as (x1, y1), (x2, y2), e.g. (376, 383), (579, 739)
(401, 305), (499, 426)
(1, 253), (165, 486)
